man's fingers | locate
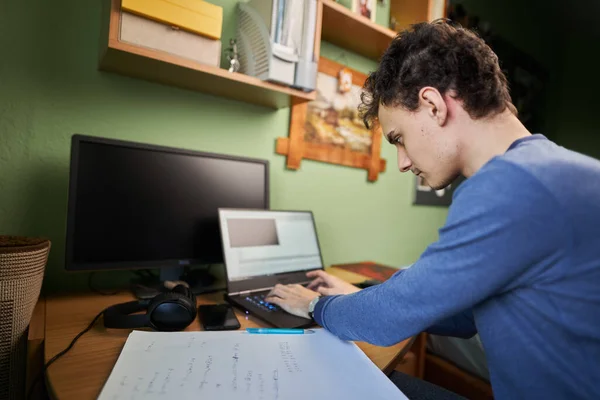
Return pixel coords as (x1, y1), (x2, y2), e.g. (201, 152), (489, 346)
(306, 270), (330, 280)
(306, 277), (325, 290)
(317, 286), (333, 296)
(265, 295), (282, 305)
(268, 285), (287, 298)
(307, 270), (338, 287)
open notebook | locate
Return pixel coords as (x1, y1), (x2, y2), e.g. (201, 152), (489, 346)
(97, 329), (407, 400)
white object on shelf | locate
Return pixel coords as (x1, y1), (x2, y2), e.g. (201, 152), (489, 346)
(236, 0), (317, 91)
(293, 0), (318, 92)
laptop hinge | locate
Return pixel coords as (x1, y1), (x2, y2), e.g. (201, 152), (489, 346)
(229, 281), (312, 297)
(229, 287), (272, 296)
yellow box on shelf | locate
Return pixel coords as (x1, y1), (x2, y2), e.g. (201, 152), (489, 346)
(121, 0), (223, 40)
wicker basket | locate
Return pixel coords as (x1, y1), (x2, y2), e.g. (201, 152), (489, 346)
(0, 236), (50, 400)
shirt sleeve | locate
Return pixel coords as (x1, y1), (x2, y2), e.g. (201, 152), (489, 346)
(313, 161), (567, 346)
(425, 309), (477, 338)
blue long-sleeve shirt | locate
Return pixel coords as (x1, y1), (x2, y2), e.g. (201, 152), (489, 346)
(314, 135), (600, 399)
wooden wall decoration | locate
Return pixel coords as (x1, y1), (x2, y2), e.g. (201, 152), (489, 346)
(275, 57), (386, 182)
(414, 175), (466, 207)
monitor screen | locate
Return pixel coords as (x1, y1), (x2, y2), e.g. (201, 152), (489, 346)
(218, 209), (323, 281)
(65, 135), (269, 271)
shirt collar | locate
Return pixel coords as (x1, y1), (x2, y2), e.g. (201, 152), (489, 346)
(506, 134), (547, 152)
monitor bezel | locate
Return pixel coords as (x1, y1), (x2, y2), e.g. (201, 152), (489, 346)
(65, 134), (270, 272)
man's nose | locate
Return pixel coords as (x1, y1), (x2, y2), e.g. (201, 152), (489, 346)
(397, 148), (412, 172)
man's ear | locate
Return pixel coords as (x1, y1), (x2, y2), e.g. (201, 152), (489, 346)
(418, 87), (448, 126)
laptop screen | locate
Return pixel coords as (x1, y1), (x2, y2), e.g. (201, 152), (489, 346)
(219, 210), (323, 282)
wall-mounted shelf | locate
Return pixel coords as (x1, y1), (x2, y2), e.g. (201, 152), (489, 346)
(390, 0), (447, 33)
(321, 0), (396, 61)
(98, 0), (441, 109)
(99, 0), (316, 109)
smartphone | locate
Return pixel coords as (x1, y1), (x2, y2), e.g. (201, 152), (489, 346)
(198, 304), (241, 331)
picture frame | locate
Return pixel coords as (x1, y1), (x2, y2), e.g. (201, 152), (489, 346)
(275, 57), (386, 182)
(414, 175), (466, 207)
(352, 0), (377, 22)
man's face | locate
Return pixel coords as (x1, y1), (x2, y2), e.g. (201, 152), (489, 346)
(378, 103), (461, 190)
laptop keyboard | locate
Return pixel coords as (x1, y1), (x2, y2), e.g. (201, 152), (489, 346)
(244, 293), (281, 312)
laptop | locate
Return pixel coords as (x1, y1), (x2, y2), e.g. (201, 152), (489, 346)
(218, 209), (325, 328)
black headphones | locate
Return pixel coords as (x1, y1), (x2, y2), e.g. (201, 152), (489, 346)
(103, 284), (197, 332)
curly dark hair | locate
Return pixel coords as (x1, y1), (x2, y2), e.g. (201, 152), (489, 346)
(360, 20), (517, 129)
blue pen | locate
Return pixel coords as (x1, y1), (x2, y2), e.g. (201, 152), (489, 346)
(246, 328), (304, 334)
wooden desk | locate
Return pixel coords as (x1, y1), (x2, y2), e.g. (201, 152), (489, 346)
(39, 267), (412, 399)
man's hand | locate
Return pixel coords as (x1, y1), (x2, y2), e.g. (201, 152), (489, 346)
(306, 270), (361, 296)
(265, 284), (319, 319)
(265, 270), (361, 319)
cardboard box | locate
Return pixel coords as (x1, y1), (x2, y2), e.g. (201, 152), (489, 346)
(120, 11), (221, 67)
(122, 0), (223, 40)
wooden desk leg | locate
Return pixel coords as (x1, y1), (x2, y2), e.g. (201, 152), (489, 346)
(394, 332), (427, 378)
(413, 332), (427, 379)
(26, 298), (46, 399)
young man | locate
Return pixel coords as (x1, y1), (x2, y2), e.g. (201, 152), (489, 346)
(266, 20), (600, 399)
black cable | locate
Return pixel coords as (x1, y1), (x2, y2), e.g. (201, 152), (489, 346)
(142, 269), (157, 278)
(88, 272), (120, 296)
(134, 269), (158, 281)
(27, 308), (107, 400)
(132, 270), (147, 279)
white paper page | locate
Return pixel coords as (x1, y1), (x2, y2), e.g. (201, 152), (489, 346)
(97, 329), (407, 400)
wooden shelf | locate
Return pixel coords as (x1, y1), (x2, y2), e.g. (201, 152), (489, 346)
(391, 0), (447, 32)
(100, 40), (316, 109)
(97, 0), (442, 109)
(99, 0), (316, 109)
(321, 0), (397, 61)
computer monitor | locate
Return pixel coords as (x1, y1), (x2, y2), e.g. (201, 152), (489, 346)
(65, 135), (269, 294)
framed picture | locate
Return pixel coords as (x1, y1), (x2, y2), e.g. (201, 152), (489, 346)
(352, 0), (377, 22)
(414, 175), (466, 207)
(275, 57), (386, 182)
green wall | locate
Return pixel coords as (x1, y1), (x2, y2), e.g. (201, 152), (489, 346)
(0, 0), (447, 293)
(452, 0), (599, 160)
(452, 0), (562, 140)
(552, 27), (600, 160)
(451, 0), (555, 67)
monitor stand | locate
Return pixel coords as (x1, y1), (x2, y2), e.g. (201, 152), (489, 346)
(130, 266), (219, 299)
